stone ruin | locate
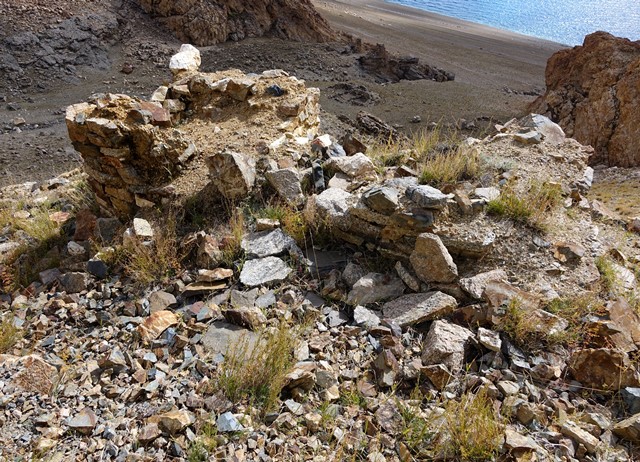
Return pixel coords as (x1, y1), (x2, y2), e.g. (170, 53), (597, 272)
(65, 45), (602, 286)
(65, 45), (320, 219)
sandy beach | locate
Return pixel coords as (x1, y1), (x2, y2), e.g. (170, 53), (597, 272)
(312, 0), (566, 127)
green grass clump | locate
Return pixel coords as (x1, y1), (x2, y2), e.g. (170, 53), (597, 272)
(255, 203), (307, 246)
(595, 255), (619, 295)
(216, 325), (298, 413)
(487, 181), (563, 231)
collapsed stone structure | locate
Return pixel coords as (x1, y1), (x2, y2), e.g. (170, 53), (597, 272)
(66, 46), (320, 218)
(533, 31), (640, 167)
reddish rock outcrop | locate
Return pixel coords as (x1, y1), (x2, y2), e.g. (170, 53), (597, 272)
(136, 0), (336, 45)
(532, 32), (640, 167)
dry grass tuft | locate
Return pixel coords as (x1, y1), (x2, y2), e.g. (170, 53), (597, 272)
(215, 324), (298, 413)
(0, 318), (22, 354)
(121, 215), (182, 286)
(433, 389), (503, 461)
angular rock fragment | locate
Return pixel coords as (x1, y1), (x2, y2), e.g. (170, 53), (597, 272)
(206, 151), (256, 200)
(410, 233), (458, 283)
(241, 229), (298, 259)
(382, 292), (457, 328)
(239, 256), (291, 287)
(421, 320), (474, 372)
(265, 168), (305, 205)
(346, 272), (405, 306)
(138, 310), (179, 342)
(169, 44), (201, 74)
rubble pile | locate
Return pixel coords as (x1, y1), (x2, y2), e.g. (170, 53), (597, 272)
(1, 44), (640, 461)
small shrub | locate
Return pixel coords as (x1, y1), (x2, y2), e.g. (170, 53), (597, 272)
(546, 294), (602, 347)
(216, 325), (298, 413)
(434, 390), (503, 461)
(0, 318), (22, 354)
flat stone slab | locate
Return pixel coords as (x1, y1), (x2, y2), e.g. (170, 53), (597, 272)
(239, 256), (291, 287)
(241, 228), (298, 259)
(382, 291), (457, 328)
(202, 321), (258, 355)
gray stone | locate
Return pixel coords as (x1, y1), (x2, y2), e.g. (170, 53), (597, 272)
(99, 346), (127, 369)
(206, 151), (256, 200)
(346, 272), (405, 305)
(265, 168), (305, 205)
(362, 186), (398, 215)
(304, 188), (354, 232)
(353, 305), (381, 329)
(394, 261), (421, 292)
(39, 268), (62, 286)
(86, 259), (108, 279)
(217, 412), (244, 432)
(622, 388), (640, 414)
(239, 256), (291, 287)
(133, 218), (153, 238)
(382, 291), (457, 328)
(514, 131), (543, 145)
(472, 187), (500, 202)
(148, 290), (177, 314)
(325, 152), (376, 179)
(241, 229), (299, 259)
(410, 233), (458, 283)
(224, 306), (267, 330)
(202, 321), (258, 355)
(61, 272), (89, 294)
(372, 349), (399, 388)
(459, 269), (507, 300)
(504, 428), (540, 451)
(497, 380), (519, 396)
(520, 113), (565, 144)
(421, 320), (474, 372)
(342, 262), (366, 287)
(477, 327), (502, 352)
(406, 184), (451, 209)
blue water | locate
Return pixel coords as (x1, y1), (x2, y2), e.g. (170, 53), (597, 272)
(387, 0), (640, 45)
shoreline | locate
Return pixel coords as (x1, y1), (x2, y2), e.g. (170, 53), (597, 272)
(381, 0), (572, 47)
(313, 0), (565, 88)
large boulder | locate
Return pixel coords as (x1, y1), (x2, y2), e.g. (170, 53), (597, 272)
(136, 0), (336, 46)
(532, 32), (640, 167)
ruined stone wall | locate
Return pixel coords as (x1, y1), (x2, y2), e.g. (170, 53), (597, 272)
(66, 63), (320, 218)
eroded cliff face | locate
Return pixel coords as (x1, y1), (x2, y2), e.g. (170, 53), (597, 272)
(136, 0), (336, 45)
(532, 32), (640, 167)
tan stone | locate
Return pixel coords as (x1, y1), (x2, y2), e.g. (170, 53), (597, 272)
(410, 233), (458, 283)
(138, 310), (179, 342)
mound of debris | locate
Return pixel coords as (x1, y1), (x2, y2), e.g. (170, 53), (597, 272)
(358, 43), (455, 83)
(66, 45), (320, 218)
(136, 0), (337, 45)
(532, 31), (640, 167)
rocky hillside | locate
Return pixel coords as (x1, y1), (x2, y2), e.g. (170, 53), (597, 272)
(532, 32), (640, 167)
(1, 45), (640, 461)
(136, 0), (337, 45)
